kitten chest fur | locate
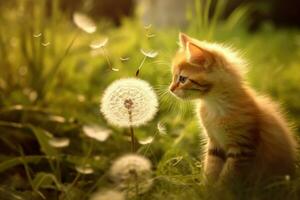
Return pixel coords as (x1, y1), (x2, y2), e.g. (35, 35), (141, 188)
(198, 99), (242, 150)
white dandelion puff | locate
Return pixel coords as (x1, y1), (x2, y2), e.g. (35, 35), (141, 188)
(48, 137), (70, 148)
(100, 78), (158, 127)
(89, 189), (125, 200)
(110, 154), (153, 196)
(73, 12), (96, 33)
(83, 125), (112, 142)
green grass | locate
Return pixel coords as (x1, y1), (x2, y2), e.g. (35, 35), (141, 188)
(0, 0), (300, 199)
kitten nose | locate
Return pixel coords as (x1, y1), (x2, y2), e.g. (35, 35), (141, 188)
(169, 83), (179, 92)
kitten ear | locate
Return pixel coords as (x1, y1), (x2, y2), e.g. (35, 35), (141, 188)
(186, 42), (213, 68)
(179, 32), (190, 49)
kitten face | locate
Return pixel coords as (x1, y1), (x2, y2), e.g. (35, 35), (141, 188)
(169, 52), (213, 100)
(169, 33), (216, 100)
(169, 33), (243, 100)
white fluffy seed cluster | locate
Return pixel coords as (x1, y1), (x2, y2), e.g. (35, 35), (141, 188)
(100, 78), (158, 127)
(110, 154), (153, 196)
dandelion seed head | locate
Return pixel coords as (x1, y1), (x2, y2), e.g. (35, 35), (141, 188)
(110, 154), (153, 196)
(140, 49), (158, 58)
(89, 189), (125, 200)
(100, 78), (158, 127)
(73, 12), (96, 33)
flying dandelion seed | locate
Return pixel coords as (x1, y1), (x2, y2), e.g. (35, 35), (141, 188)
(41, 42), (50, 47)
(75, 164), (94, 174)
(90, 38), (118, 72)
(110, 154), (153, 196)
(90, 38), (108, 49)
(157, 121), (167, 135)
(111, 67), (119, 72)
(48, 137), (70, 148)
(146, 33), (156, 38)
(48, 115), (66, 123)
(144, 24), (152, 29)
(136, 49), (158, 76)
(83, 125), (112, 142)
(139, 136), (154, 145)
(120, 57), (130, 61)
(100, 78), (158, 128)
(33, 33), (42, 38)
(89, 189), (125, 200)
(73, 12), (96, 33)
(140, 49), (158, 58)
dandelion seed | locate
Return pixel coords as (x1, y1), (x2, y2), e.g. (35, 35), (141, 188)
(140, 49), (158, 58)
(139, 136), (154, 145)
(110, 154), (153, 196)
(100, 78), (158, 127)
(75, 164), (94, 174)
(157, 121), (167, 135)
(41, 42), (50, 47)
(94, 156), (101, 161)
(28, 91), (38, 102)
(285, 175), (290, 181)
(49, 137), (70, 148)
(89, 189), (125, 200)
(90, 38), (108, 49)
(83, 125), (112, 142)
(144, 24), (152, 29)
(111, 67), (119, 72)
(120, 57), (130, 61)
(49, 115), (66, 123)
(33, 33), (42, 38)
(18, 66), (27, 76)
(77, 94), (86, 102)
(146, 33), (156, 38)
(73, 12), (96, 33)
(136, 49), (158, 76)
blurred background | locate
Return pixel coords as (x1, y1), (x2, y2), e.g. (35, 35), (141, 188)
(0, 0), (299, 199)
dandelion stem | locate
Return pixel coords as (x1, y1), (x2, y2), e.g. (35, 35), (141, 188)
(136, 55), (147, 77)
(130, 126), (136, 152)
(101, 47), (113, 70)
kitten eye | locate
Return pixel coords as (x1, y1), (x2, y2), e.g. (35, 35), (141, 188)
(178, 75), (188, 84)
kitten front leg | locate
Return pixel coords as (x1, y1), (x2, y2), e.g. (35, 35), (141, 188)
(203, 139), (226, 184)
(218, 144), (256, 185)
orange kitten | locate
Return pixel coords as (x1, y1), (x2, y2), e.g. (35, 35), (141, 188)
(169, 33), (298, 185)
